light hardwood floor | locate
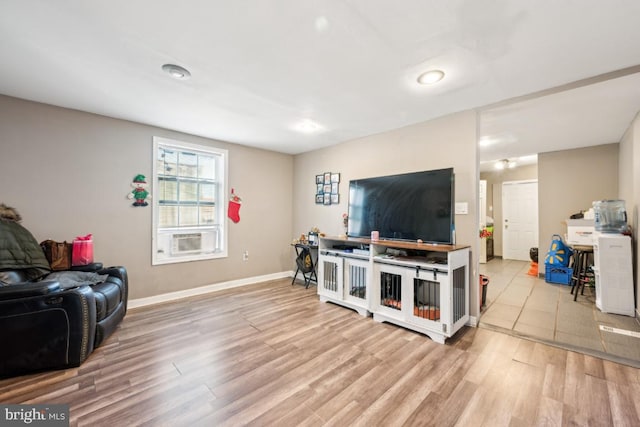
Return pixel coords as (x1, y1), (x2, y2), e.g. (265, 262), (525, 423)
(1, 278), (640, 426)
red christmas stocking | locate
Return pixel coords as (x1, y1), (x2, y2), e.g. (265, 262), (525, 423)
(228, 190), (242, 223)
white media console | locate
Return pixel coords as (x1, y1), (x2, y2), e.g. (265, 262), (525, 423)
(317, 236), (470, 344)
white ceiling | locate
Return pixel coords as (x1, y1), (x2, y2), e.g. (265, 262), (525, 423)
(2, 1), (640, 162)
(479, 70), (640, 171)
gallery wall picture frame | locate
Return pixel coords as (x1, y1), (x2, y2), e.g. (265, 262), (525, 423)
(315, 171), (340, 205)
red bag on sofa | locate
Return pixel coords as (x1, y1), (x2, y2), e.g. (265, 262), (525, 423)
(72, 234), (94, 266)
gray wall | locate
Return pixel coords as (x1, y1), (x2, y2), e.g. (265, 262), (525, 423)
(7, 90), (631, 315)
(292, 110), (481, 316)
(538, 143), (619, 272)
(0, 95), (482, 314)
(0, 95), (294, 299)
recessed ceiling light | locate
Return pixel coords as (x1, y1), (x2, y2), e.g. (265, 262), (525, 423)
(295, 119), (322, 133)
(417, 69), (445, 85)
(162, 64), (191, 80)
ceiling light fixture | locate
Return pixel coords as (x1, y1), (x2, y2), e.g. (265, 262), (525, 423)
(162, 64), (191, 80)
(417, 69), (445, 85)
(495, 159), (517, 170)
(295, 119), (322, 133)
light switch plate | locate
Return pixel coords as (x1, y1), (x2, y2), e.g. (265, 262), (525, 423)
(455, 202), (468, 215)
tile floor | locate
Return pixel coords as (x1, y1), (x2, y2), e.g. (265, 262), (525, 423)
(479, 258), (640, 368)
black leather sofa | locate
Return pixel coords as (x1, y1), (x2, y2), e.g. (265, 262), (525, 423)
(0, 206), (128, 378)
(0, 265), (128, 379)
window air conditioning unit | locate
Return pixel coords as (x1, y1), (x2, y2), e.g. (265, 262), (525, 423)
(172, 233), (202, 254)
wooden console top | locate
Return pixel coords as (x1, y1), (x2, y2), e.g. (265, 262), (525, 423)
(321, 236), (470, 253)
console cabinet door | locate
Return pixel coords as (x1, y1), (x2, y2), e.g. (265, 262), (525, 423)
(343, 257), (370, 306)
(318, 254), (343, 300)
(410, 269), (448, 330)
(373, 263), (409, 319)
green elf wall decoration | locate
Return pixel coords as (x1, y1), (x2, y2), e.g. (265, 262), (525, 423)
(128, 174), (151, 207)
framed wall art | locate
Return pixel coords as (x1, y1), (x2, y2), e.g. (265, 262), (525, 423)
(316, 172), (340, 205)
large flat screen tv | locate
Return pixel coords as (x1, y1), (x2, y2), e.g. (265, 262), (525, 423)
(347, 168), (454, 244)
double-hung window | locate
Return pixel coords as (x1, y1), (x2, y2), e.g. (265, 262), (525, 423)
(152, 137), (228, 264)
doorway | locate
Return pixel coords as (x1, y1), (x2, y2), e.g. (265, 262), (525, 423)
(502, 180), (538, 261)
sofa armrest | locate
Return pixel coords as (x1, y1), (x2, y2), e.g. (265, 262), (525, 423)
(70, 263), (104, 272)
(97, 266), (127, 283)
(0, 281), (61, 300)
(97, 266), (128, 313)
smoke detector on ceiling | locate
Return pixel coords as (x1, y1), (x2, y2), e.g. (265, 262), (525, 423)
(162, 64), (191, 80)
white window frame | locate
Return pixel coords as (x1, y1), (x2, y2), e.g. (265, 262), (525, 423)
(152, 136), (228, 265)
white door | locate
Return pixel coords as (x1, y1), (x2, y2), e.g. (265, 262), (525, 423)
(502, 180), (538, 261)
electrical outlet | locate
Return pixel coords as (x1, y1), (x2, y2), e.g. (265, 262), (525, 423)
(242, 250), (249, 261)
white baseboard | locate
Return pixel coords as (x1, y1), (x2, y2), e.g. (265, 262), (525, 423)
(128, 270), (293, 309)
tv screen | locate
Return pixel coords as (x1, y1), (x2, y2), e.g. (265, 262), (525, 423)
(347, 168), (454, 244)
